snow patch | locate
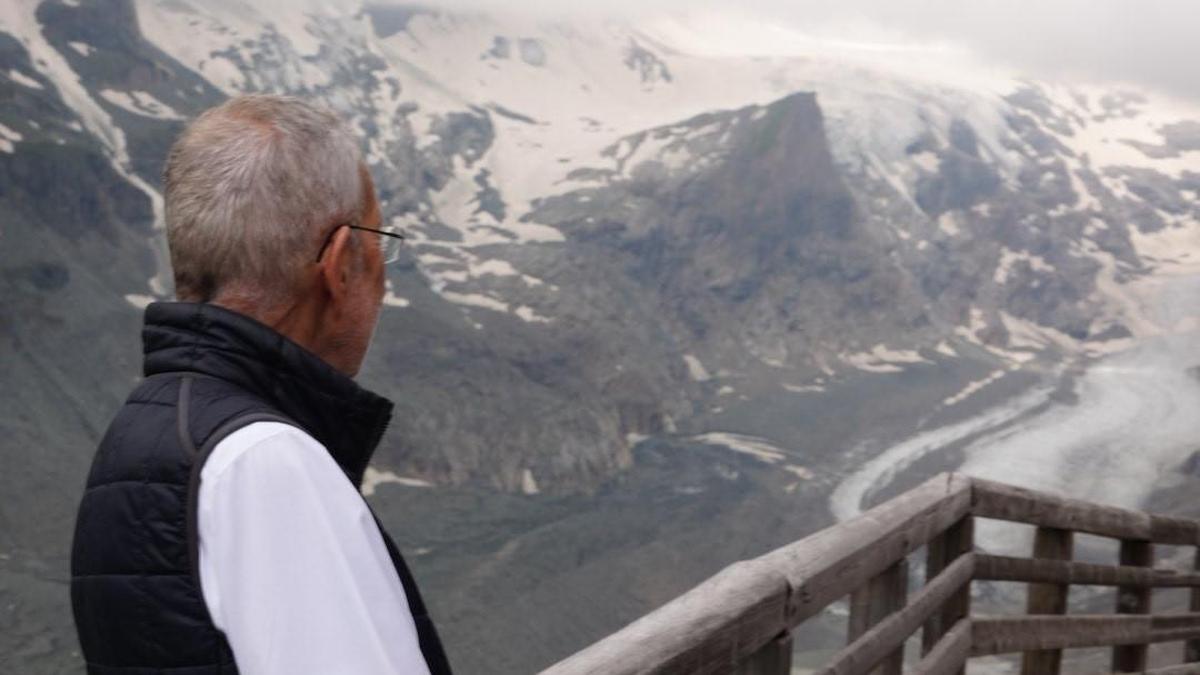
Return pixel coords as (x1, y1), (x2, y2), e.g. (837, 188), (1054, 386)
(955, 307), (988, 343)
(8, 68), (41, 89)
(783, 464), (814, 480)
(123, 293), (156, 310)
(441, 291), (509, 313)
(842, 343), (928, 373)
(937, 211), (961, 236)
(99, 89), (184, 121)
(1038, 83), (1200, 180)
(470, 258), (519, 277)
(942, 369), (1006, 407)
(999, 311), (1080, 353)
(1067, 166), (1102, 212)
(514, 305), (552, 323)
(0, 122), (23, 153)
(782, 382), (826, 393)
(910, 151), (938, 172)
(994, 248), (1055, 285)
(521, 468), (540, 495)
(1130, 218), (1200, 268)
(427, 155), (566, 246)
(382, 280), (410, 308)
(693, 432), (788, 464)
(361, 466), (434, 496)
(682, 353), (711, 381)
(67, 41), (92, 57)
(1081, 240), (1162, 339)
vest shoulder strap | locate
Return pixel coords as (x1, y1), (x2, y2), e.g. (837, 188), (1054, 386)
(178, 375), (301, 611)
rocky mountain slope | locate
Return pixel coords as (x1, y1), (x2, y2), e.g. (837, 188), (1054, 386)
(5, 0), (1199, 494)
(2, 0), (1200, 672)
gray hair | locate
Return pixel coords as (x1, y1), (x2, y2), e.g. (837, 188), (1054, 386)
(164, 94), (365, 305)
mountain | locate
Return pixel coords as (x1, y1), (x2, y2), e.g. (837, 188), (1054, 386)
(2, 1), (1199, 672)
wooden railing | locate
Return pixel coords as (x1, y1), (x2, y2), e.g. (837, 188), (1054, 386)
(540, 473), (1200, 675)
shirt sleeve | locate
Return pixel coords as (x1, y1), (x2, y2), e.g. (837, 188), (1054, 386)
(197, 421), (431, 675)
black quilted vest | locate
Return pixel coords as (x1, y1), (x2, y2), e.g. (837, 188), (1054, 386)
(70, 301), (453, 674)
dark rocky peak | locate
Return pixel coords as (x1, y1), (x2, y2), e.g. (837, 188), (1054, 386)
(624, 39), (671, 85)
(529, 91), (927, 374)
(598, 92), (858, 277)
(364, 4), (437, 39)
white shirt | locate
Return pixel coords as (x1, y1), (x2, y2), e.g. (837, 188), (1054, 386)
(197, 421), (431, 675)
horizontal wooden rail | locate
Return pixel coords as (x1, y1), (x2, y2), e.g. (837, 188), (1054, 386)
(760, 473), (972, 626)
(1119, 666), (1200, 674)
(975, 554), (1200, 587)
(972, 478), (1200, 544)
(972, 615), (1200, 656)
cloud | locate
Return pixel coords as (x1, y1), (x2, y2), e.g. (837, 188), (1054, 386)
(759, 0), (1200, 102)
(411, 0), (1200, 102)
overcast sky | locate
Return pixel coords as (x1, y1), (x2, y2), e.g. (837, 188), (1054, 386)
(416, 0), (1200, 102)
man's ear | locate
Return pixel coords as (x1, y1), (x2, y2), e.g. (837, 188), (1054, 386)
(318, 225), (355, 303)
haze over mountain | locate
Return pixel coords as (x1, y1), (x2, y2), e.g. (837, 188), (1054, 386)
(2, 0), (1199, 672)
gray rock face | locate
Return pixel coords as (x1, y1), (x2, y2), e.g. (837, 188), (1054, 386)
(624, 40), (672, 85)
(517, 38), (546, 67)
(533, 93), (929, 378)
(3, 2), (1200, 671)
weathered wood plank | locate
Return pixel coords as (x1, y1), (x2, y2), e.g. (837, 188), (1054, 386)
(1112, 539), (1154, 672)
(539, 559), (789, 675)
(911, 619), (971, 675)
(1150, 612), (1200, 647)
(972, 478), (1153, 541)
(1188, 547), (1200, 663)
(973, 616), (1152, 655)
(848, 560), (907, 675)
(734, 631), (792, 675)
(975, 553), (1200, 587)
(1021, 527), (1073, 675)
(1150, 515), (1200, 545)
(1123, 666), (1200, 675)
(1150, 613), (1200, 630)
(1148, 626), (1200, 644)
(923, 516), (973, 663)
(973, 614), (1200, 656)
(814, 554), (975, 675)
(759, 473), (972, 627)
(1099, 664), (1200, 675)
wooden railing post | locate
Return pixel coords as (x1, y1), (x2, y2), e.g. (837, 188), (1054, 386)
(923, 515), (973, 667)
(848, 559), (909, 675)
(1020, 526), (1074, 675)
(542, 475), (1200, 675)
(735, 631), (792, 675)
(1188, 548), (1200, 663)
(1112, 539), (1154, 672)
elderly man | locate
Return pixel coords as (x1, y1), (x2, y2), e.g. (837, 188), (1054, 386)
(70, 95), (452, 674)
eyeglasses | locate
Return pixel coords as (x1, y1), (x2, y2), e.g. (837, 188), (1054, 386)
(315, 223), (406, 265)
